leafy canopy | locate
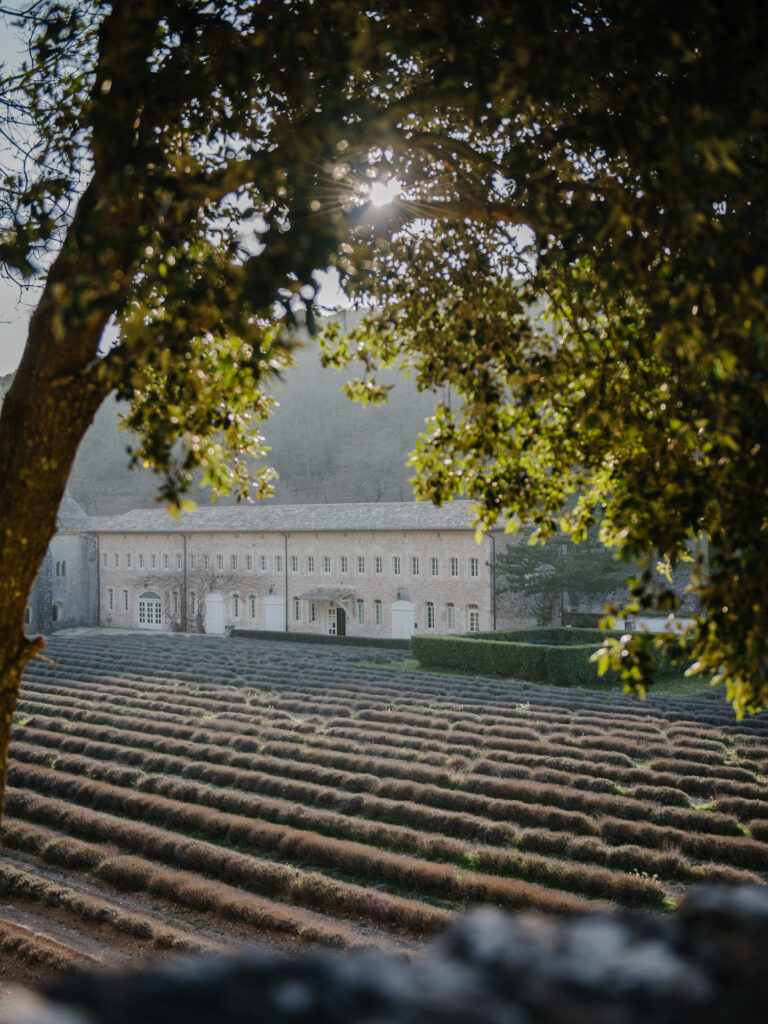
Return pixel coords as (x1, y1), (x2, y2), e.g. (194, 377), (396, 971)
(1, 1), (767, 712)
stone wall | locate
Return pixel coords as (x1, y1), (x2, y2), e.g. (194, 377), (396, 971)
(4, 886), (767, 1024)
(96, 529), (494, 638)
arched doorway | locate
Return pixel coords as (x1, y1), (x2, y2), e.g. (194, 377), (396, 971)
(328, 605), (346, 637)
(264, 593), (285, 631)
(390, 599), (414, 639)
(204, 592), (225, 634)
(138, 591), (162, 629)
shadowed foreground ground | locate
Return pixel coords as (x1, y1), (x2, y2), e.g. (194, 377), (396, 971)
(3, 885), (768, 1024)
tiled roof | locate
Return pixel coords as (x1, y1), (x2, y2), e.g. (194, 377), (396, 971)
(87, 501), (481, 534)
(57, 494), (92, 534)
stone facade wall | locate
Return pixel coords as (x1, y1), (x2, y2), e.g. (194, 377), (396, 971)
(97, 529), (494, 638)
(26, 531), (99, 634)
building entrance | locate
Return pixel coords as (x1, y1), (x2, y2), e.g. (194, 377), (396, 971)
(138, 591), (162, 629)
(328, 606), (346, 636)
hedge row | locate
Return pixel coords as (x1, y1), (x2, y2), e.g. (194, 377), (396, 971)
(411, 629), (691, 685)
(231, 629), (409, 650)
(410, 635), (622, 687)
(470, 628), (618, 647)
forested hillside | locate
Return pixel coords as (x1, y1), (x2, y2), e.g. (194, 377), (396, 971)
(2, 314), (437, 514)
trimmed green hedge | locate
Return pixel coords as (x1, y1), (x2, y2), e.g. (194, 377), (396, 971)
(544, 643), (620, 687)
(411, 628), (688, 686)
(470, 627), (617, 647)
(231, 629), (410, 650)
(410, 635), (549, 679)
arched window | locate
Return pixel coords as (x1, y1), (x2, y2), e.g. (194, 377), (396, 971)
(467, 604), (480, 633)
(446, 603), (455, 631)
(138, 591), (162, 628)
(249, 594), (257, 619)
(61, 560), (66, 576)
(232, 594), (240, 619)
(55, 561), (60, 577)
(426, 602), (435, 629)
(51, 603), (62, 622)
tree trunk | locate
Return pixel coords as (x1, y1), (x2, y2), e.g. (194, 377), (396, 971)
(0, 284), (112, 830)
(0, 180), (141, 833)
(0, 1), (179, 834)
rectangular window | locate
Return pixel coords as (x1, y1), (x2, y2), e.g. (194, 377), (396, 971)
(107, 588), (114, 611)
(126, 553), (131, 568)
(290, 555), (298, 572)
(246, 554), (253, 571)
(357, 599), (364, 624)
(190, 592), (196, 616)
(468, 604), (480, 632)
(233, 594), (240, 618)
(307, 556), (315, 573)
(173, 591), (179, 614)
(249, 594), (256, 618)
(375, 556), (382, 575)
(103, 552), (108, 568)
(411, 557), (419, 576)
(163, 554), (169, 569)
(114, 553), (119, 568)
(275, 554), (283, 573)
(189, 554), (195, 570)
(340, 556), (348, 573)
(431, 557), (439, 577)
(151, 554), (157, 569)
(447, 603), (455, 630)
(260, 554), (268, 571)
(374, 599), (382, 626)
(393, 556), (401, 576)
(123, 590), (129, 612)
(426, 602), (435, 629)
(138, 554), (145, 569)
(450, 556), (458, 577)
(176, 553), (182, 569)
(231, 555), (238, 571)
(470, 557), (479, 578)
(357, 556), (365, 574)
(217, 554), (224, 571)
(203, 554), (209, 570)
(310, 601), (317, 623)
(293, 597), (301, 621)
(323, 556), (331, 573)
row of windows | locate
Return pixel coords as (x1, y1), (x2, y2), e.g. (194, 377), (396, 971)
(105, 588), (480, 632)
(26, 603), (64, 624)
(107, 588), (199, 616)
(103, 551), (284, 573)
(103, 551), (481, 578)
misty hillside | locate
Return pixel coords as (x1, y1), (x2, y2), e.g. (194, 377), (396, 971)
(1, 321), (440, 514)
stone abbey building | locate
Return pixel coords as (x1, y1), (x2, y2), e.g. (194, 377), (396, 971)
(30, 499), (499, 639)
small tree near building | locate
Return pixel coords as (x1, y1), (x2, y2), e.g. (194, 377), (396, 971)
(495, 531), (631, 627)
